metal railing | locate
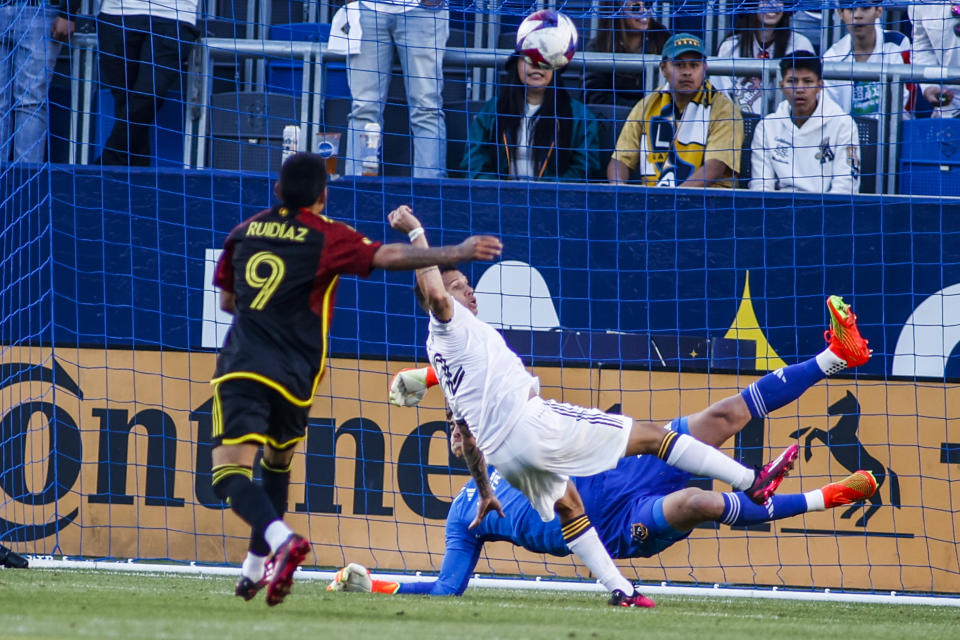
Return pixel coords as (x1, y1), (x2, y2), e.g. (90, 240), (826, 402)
(67, 33), (960, 194)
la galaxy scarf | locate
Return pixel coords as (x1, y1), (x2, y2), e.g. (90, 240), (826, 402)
(639, 83), (718, 186)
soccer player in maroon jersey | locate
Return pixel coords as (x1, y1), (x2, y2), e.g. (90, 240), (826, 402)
(209, 153), (501, 606)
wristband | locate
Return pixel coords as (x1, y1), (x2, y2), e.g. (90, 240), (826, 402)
(408, 227), (425, 242)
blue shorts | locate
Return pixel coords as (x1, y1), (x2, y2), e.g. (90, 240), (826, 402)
(590, 417), (695, 559)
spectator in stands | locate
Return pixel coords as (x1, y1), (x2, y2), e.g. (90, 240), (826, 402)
(608, 33), (743, 188)
(750, 52), (860, 194)
(0, 0), (77, 163)
(714, 1), (814, 115)
(345, 0), (448, 178)
(909, 2), (960, 118)
(585, 0), (671, 107)
(460, 52), (602, 182)
(823, 1), (912, 120)
(791, 7), (823, 54)
(97, 0), (199, 166)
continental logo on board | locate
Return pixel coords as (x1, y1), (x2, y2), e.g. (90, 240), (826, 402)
(0, 346), (958, 594)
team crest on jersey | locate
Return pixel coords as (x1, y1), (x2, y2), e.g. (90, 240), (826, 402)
(816, 137), (835, 165)
(432, 353), (465, 395)
(631, 522), (649, 542)
(773, 137), (791, 164)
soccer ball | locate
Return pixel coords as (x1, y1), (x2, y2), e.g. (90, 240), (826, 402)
(515, 10), (578, 70)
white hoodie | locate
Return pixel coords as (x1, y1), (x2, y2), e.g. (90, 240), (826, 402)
(749, 94), (860, 194)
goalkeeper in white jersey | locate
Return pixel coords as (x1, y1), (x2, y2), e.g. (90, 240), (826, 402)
(386, 206), (876, 608)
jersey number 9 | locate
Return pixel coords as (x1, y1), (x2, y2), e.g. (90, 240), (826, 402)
(245, 251), (286, 310)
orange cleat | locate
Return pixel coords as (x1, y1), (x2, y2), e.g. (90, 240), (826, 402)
(825, 295), (872, 368)
(822, 470), (878, 508)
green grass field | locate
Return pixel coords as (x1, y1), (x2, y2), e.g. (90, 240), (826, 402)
(0, 569), (958, 640)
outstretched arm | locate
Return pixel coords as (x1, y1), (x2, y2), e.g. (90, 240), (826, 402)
(377, 205), (501, 274)
(387, 205), (473, 322)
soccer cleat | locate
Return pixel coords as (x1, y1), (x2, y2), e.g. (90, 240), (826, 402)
(235, 575), (268, 601)
(265, 534), (311, 607)
(608, 588), (655, 608)
(235, 558), (274, 601)
(326, 562), (374, 593)
(745, 443), (800, 505)
(0, 544), (28, 569)
(824, 295), (872, 369)
(822, 470), (878, 508)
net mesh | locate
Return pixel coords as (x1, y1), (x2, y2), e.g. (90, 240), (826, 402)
(0, 0), (958, 597)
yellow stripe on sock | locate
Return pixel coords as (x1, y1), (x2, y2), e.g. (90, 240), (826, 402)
(561, 515), (592, 542)
(657, 431), (678, 460)
(260, 459), (293, 474)
(211, 464), (253, 485)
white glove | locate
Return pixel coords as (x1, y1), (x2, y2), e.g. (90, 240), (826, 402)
(388, 366), (438, 407)
(326, 562), (373, 593)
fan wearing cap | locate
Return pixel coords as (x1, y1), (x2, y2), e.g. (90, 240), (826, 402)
(607, 33), (744, 189)
(910, 1), (960, 117)
(822, 0), (913, 120)
(749, 52), (860, 194)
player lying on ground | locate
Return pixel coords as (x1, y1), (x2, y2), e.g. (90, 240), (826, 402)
(209, 155), (502, 606)
(330, 462), (875, 596)
(387, 207), (869, 607)
(332, 294), (876, 595)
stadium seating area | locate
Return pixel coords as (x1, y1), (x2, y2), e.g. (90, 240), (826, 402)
(41, 1), (960, 196)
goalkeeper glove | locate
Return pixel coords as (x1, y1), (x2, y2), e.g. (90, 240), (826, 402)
(326, 563), (373, 593)
(388, 366), (439, 407)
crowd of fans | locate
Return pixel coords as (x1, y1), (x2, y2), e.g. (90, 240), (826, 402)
(3, 0), (958, 194)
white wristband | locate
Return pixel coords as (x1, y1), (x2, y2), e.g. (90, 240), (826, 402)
(408, 227), (425, 243)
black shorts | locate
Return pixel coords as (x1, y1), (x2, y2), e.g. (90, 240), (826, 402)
(212, 378), (309, 450)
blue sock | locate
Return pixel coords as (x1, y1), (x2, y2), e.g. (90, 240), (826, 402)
(719, 492), (809, 526)
(398, 581), (433, 595)
(740, 358), (825, 418)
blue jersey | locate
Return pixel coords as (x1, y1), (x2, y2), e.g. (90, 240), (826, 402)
(398, 454), (694, 596)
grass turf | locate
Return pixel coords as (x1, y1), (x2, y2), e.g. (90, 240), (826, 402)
(0, 569), (958, 640)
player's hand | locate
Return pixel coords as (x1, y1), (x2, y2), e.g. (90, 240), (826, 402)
(389, 366), (438, 406)
(388, 204), (422, 234)
(457, 235), (502, 262)
(469, 495), (505, 529)
(326, 562), (373, 592)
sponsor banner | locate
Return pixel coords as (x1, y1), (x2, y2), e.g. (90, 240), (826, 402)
(1, 347), (957, 593)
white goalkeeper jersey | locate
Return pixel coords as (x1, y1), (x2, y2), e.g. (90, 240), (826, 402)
(749, 94), (860, 195)
(427, 299), (538, 453)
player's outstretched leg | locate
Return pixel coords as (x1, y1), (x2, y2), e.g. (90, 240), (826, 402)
(736, 295), (871, 422)
(554, 483), (656, 608)
(716, 469), (878, 527)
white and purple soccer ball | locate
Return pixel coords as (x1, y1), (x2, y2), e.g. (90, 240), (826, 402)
(515, 10), (578, 70)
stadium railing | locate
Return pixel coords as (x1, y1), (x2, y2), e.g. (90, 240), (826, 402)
(60, 32), (960, 195)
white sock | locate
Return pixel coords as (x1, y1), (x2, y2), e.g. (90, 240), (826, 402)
(665, 433), (755, 491)
(566, 527), (634, 594)
(264, 520), (294, 554)
(805, 490), (825, 512)
(241, 552), (267, 581)
(816, 347), (847, 376)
